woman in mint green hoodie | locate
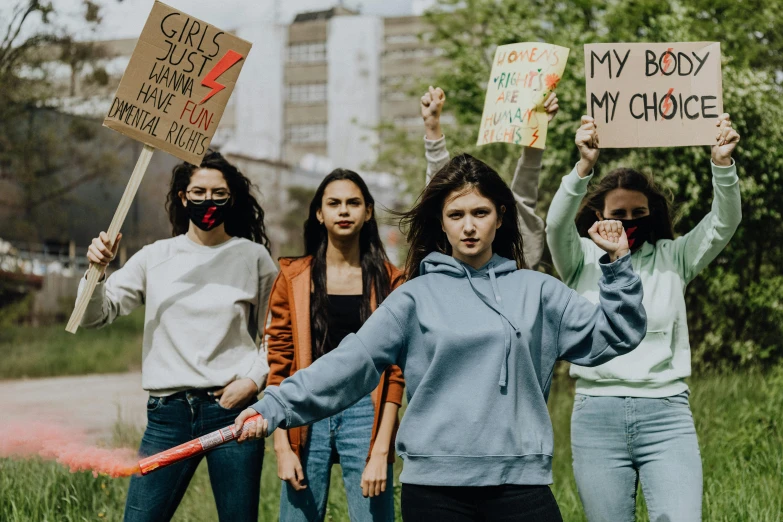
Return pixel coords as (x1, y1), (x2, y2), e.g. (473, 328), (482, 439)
(235, 154), (647, 521)
(546, 114), (741, 522)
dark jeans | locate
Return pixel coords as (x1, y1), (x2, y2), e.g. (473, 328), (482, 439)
(123, 390), (264, 522)
(400, 484), (563, 522)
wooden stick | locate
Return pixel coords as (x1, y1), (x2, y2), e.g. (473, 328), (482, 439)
(66, 144), (155, 334)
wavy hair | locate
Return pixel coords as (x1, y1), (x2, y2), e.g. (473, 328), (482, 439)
(575, 167), (674, 242)
(165, 150), (270, 249)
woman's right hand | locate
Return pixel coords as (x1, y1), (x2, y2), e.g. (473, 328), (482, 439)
(575, 115), (600, 177)
(421, 85), (445, 140)
(87, 231), (122, 275)
(276, 446), (307, 491)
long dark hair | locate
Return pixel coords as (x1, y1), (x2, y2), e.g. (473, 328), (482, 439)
(166, 150), (270, 249)
(399, 153), (525, 280)
(303, 169), (395, 357)
(575, 167), (674, 242)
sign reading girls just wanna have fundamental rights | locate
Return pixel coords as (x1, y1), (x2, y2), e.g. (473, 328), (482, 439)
(67, 2), (251, 333)
(103, 1), (252, 164)
(477, 42), (570, 149)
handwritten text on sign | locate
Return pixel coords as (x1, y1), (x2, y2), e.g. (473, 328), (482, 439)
(103, 1), (252, 165)
(477, 42), (570, 149)
(585, 42), (722, 148)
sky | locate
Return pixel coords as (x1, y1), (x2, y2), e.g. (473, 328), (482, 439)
(2, 0), (436, 42)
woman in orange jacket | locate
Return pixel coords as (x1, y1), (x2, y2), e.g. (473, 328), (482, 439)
(266, 168), (404, 521)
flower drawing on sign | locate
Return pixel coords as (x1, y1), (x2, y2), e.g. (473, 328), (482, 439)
(544, 73), (561, 91)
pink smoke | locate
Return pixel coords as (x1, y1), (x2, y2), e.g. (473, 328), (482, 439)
(0, 421), (140, 478)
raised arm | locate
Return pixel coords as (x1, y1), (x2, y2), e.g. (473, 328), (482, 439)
(79, 232), (146, 328)
(510, 92), (559, 269)
(422, 86), (449, 183)
(238, 298), (409, 437)
(545, 116), (600, 286)
(547, 221), (646, 366)
(673, 113), (742, 283)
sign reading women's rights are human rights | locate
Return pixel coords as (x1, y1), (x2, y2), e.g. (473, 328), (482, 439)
(103, 1), (251, 164)
(477, 42), (570, 149)
(585, 42), (722, 148)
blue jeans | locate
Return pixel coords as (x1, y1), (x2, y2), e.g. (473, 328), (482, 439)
(280, 394), (394, 522)
(571, 392), (702, 522)
(124, 390), (264, 522)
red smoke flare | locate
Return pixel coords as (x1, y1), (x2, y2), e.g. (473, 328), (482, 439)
(0, 421), (140, 478)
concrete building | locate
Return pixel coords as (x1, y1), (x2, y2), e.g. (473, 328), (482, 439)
(279, 8), (438, 170)
(27, 5), (441, 263)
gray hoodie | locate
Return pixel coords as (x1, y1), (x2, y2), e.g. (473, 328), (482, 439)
(252, 252), (645, 486)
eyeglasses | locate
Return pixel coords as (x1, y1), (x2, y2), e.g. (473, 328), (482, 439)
(186, 189), (231, 206)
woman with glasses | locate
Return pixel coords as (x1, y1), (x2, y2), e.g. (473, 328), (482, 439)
(76, 151), (277, 522)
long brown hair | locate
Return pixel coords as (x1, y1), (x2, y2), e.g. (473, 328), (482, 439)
(575, 168), (674, 242)
(399, 153), (525, 280)
(303, 169), (396, 358)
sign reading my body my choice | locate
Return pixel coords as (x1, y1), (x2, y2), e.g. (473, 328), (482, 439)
(585, 42), (722, 148)
(104, 1), (252, 164)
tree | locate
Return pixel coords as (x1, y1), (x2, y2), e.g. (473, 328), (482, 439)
(0, 0), (119, 244)
(375, 0), (783, 369)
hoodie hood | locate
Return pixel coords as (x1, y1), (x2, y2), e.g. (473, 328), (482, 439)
(421, 251), (520, 387)
(420, 251), (518, 278)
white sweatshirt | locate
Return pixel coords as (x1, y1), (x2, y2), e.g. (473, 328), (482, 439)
(77, 234), (278, 396)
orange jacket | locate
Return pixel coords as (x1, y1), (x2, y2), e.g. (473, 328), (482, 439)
(266, 256), (405, 463)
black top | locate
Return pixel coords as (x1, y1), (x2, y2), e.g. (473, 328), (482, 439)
(312, 294), (363, 359)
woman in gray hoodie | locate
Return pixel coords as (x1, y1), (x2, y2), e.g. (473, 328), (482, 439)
(235, 154), (647, 521)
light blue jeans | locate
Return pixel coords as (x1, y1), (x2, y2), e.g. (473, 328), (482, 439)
(279, 394), (394, 522)
(571, 392), (702, 522)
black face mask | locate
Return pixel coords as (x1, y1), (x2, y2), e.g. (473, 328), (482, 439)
(187, 200), (226, 231)
(618, 215), (653, 251)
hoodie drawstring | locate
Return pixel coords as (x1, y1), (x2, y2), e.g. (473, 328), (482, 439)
(463, 263), (520, 387)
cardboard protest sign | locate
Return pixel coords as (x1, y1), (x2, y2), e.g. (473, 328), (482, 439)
(585, 42), (722, 148)
(103, 1), (252, 164)
(67, 3), (251, 334)
(477, 42), (570, 149)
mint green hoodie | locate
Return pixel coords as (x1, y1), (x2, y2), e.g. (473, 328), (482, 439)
(545, 160), (741, 397)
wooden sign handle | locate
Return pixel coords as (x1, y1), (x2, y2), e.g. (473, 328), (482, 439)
(66, 144), (156, 334)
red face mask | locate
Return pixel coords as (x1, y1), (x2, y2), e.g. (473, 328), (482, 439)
(617, 215), (653, 251)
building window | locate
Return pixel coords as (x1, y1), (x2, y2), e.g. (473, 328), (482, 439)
(381, 75), (411, 100)
(393, 116), (424, 128)
(383, 48), (440, 61)
(287, 42), (327, 64)
(286, 124), (327, 143)
(393, 114), (455, 128)
(385, 34), (419, 45)
(286, 83), (327, 104)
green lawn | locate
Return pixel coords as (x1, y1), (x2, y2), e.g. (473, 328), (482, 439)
(0, 309), (144, 379)
(2, 369), (782, 521)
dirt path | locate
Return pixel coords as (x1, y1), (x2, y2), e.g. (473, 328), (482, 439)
(0, 372), (147, 440)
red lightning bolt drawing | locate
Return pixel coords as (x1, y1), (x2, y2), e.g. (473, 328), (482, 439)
(199, 50), (244, 105)
(626, 226), (638, 249)
(529, 129), (540, 147)
(661, 87), (675, 119)
(661, 47), (674, 75)
(202, 206), (217, 228)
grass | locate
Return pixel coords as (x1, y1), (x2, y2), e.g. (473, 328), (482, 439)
(2, 369), (782, 521)
(0, 309), (144, 379)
